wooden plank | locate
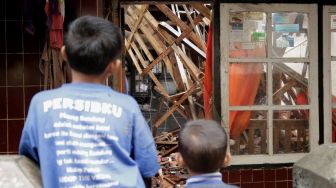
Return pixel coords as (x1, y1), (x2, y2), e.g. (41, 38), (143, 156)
(176, 105), (188, 119)
(274, 63), (308, 87)
(126, 45), (143, 74)
(155, 4), (204, 50)
(154, 79), (203, 130)
(248, 128), (255, 154)
(159, 22), (206, 58)
(173, 48), (197, 120)
(183, 4), (206, 51)
(162, 145), (178, 157)
(273, 124), (280, 154)
(154, 23), (202, 119)
(285, 126), (292, 153)
(125, 5), (149, 51)
(272, 80), (296, 102)
(172, 44), (203, 80)
(140, 14), (204, 77)
(260, 126), (267, 154)
(134, 33), (154, 61)
(280, 75), (296, 100)
(156, 141), (178, 145)
(127, 40), (169, 97)
(126, 6), (183, 91)
(190, 3), (211, 20)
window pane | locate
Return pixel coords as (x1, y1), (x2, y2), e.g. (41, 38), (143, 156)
(229, 63), (267, 106)
(229, 12), (267, 58)
(273, 110), (309, 154)
(272, 63), (309, 105)
(230, 110), (268, 155)
(272, 13), (309, 58)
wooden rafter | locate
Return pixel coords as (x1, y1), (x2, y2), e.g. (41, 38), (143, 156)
(125, 5), (149, 51)
(126, 40), (169, 97)
(155, 4), (205, 50)
(140, 14), (204, 76)
(126, 7), (183, 90)
(182, 4), (206, 51)
(190, 3), (211, 20)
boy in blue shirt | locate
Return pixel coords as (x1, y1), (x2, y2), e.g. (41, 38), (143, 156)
(19, 16), (159, 188)
(177, 120), (236, 188)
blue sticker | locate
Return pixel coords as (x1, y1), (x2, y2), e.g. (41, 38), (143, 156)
(275, 24), (300, 33)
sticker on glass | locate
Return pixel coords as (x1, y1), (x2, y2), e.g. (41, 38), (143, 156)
(275, 24), (300, 33)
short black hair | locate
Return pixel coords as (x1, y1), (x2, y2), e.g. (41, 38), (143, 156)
(179, 120), (228, 174)
(65, 16), (123, 75)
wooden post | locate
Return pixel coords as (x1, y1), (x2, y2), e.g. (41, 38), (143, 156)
(109, 0), (125, 93)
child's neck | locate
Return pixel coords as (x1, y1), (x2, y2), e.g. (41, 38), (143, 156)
(71, 70), (107, 85)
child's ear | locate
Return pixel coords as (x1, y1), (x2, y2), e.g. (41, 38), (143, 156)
(176, 152), (185, 168)
(106, 59), (121, 75)
(223, 152), (232, 167)
(61, 46), (68, 62)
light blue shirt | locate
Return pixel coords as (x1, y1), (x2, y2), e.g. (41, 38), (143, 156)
(19, 83), (159, 188)
(185, 172), (238, 188)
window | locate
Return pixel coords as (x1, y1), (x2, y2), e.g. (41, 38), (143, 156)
(220, 4), (318, 164)
(323, 6), (336, 143)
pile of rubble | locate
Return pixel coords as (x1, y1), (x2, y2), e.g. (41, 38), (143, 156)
(152, 130), (189, 187)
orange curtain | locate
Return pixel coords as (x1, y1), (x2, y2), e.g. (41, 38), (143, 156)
(229, 47), (265, 139)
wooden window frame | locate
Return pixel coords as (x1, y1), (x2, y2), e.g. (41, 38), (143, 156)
(220, 3), (319, 165)
(323, 5), (336, 144)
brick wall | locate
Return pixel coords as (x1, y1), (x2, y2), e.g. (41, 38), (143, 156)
(222, 167), (293, 188)
(0, 0), (104, 154)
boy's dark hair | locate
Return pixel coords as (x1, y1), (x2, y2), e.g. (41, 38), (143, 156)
(65, 16), (123, 75)
(179, 120), (228, 174)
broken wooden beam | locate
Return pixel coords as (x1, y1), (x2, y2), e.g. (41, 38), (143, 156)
(182, 4), (206, 51)
(273, 80), (296, 102)
(154, 79), (203, 131)
(273, 63), (308, 87)
(140, 14), (204, 77)
(155, 4), (205, 51)
(159, 22), (206, 58)
(125, 5), (149, 51)
(126, 6), (184, 91)
(190, 3), (211, 20)
(127, 40), (169, 97)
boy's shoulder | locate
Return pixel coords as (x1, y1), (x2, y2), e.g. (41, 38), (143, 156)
(30, 88), (63, 104)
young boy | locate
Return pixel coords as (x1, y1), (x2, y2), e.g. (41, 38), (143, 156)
(19, 16), (159, 188)
(177, 120), (236, 188)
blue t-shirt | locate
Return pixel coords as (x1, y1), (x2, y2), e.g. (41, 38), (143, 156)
(185, 172), (238, 188)
(19, 83), (160, 188)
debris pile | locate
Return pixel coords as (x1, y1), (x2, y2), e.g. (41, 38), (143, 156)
(153, 130), (189, 188)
